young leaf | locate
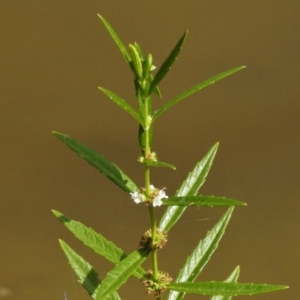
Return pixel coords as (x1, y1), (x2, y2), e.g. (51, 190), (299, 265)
(162, 196), (246, 207)
(97, 14), (131, 63)
(95, 248), (150, 300)
(148, 31), (188, 96)
(52, 132), (138, 193)
(129, 44), (143, 80)
(148, 72), (162, 98)
(152, 66), (246, 122)
(143, 54), (153, 79)
(98, 87), (143, 125)
(53, 210), (145, 279)
(168, 207), (234, 300)
(211, 266), (240, 300)
(144, 160), (176, 170)
(159, 143), (219, 232)
(133, 42), (143, 60)
(167, 282), (288, 296)
(59, 240), (121, 300)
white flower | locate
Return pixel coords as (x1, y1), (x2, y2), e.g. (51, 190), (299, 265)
(130, 191), (145, 204)
(152, 187), (168, 207)
(130, 185), (168, 207)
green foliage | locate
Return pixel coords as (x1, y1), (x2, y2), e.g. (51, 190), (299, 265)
(159, 143), (219, 232)
(52, 132), (138, 193)
(168, 207), (234, 300)
(52, 14), (288, 300)
(211, 266), (240, 300)
(167, 282), (287, 296)
(53, 210), (145, 279)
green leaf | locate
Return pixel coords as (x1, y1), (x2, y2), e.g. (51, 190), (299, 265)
(98, 87), (143, 125)
(211, 266), (240, 300)
(129, 44), (143, 79)
(59, 240), (100, 298)
(95, 248), (150, 300)
(152, 66), (246, 122)
(148, 31), (188, 96)
(145, 160), (176, 170)
(159, 143), (219, 232)
(52, 132), (138, 193)
(133, 42), (143, 60)
(149, 73), (162, 98)
(52, 210), (145, 279)
(143, 54), (153, 78)
(167, 282), (288, 296)
(162, 196), (246, 207)
(168, 207), (234, 300)
(59, 240), (121, 300)
(97, 14), (131, 62)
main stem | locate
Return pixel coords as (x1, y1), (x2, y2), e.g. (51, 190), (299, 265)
(143, 97), (160, 289)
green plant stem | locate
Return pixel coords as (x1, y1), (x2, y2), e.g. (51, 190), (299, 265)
(143, 96), (160, 287)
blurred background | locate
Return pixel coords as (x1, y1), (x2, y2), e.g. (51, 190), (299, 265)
(1, 1), (299, 299)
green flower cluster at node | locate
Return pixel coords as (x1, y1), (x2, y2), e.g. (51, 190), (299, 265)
(130, 185), (168, 207)
(139, 228), (168, 250)
(141, 270), (173, 298)
(138, 151), (158, 164)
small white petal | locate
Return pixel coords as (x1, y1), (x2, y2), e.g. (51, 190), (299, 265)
(153, 198), (162, 207)
(130, 191), (145, 204)
(133, 198), (142, 204)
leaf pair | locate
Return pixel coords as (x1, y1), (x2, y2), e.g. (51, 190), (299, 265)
(166, 207), (287, 299)
(52, 132), (244, 211)
(54, 210), (149, 299)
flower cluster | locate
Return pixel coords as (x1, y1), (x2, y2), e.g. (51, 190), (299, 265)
(141, 270), (173, 298)
(130, 185), (168, 207)
(138, 151), (158, 164)
(139, 228), (168, 250)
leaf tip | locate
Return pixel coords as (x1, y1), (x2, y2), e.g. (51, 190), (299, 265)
(58, 239), (66, 247)
(51, 209), (60, 216)
(52, 131), (62, 138)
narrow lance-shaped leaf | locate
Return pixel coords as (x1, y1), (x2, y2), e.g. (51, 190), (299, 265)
(133, 42), (143, 61)
(144, 160), (176, 170)
(152, 66), (246, 122)
(98, 87), (144, 125)
(129, 44), (143, 80)
(148, 72), (162, 98)
(159, 143), (219, 232)
(168, 207), (234, 300)
(211, 266), (240, 300)
(53, 210), (145, 279)
(59, 240), (121, 300)
(52, 132), (138, 193)
(167, 282), (288, 296)
(162, 196), (246, 207)
(95, 248), (150, 300)
(97, 14), (131, 62)
(148, 31), (188, 96)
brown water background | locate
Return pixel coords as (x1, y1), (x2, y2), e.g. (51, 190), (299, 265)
(1, 1), (299, 299)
